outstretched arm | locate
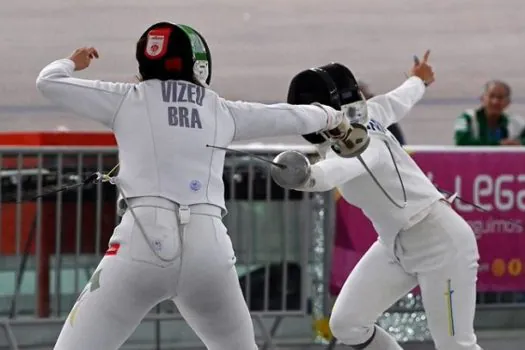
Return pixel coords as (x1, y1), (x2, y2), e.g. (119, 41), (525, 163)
(295, 139), (383, 192)
(219, 99), (342, 141)
(36, 48), (134, 129)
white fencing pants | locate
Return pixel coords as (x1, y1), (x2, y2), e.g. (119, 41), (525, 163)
(329, 200), (482, 350)
(54, 197), (257, 350)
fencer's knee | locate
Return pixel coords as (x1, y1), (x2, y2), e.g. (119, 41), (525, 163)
(329, 309), (373, 344)
(433, 336), (481, 350)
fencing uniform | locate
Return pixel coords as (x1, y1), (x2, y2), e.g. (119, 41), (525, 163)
(295, 77), (482, 350)
(36, 57), (343, 350)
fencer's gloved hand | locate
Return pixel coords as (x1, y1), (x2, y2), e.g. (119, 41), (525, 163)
(323, 113), (354, 144)
(326, 120), (370, 158)
(270, 151), (312, 189)
(322, 115), (369, 159)
(312, 102), (345, 132)
(312, 103), (370, 158)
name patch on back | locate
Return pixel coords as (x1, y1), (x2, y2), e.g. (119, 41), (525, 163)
(161, 81), (205, 129)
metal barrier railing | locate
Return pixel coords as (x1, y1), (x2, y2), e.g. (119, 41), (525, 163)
(0, 146), (331, 349)
(0, 145), (523, 349)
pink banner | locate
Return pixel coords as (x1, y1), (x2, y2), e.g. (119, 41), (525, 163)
(330, 149), (525, 295)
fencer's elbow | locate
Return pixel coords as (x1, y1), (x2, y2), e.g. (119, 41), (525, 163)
(35, 75), (51, 94)
(36, 74), (62, 100)
(35, 76), (45, 91)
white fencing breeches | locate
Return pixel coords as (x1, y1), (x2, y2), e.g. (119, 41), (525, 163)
(54, 197), (257, 350)
(329, 200), (482, 350)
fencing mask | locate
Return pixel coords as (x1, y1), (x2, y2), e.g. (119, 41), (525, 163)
(136, 22), (212, 87)
(287, 63), (370, 158)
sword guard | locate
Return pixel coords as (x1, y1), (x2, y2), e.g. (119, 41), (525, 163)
(329, 123), (370, 158)
(270, 151), (312, 189)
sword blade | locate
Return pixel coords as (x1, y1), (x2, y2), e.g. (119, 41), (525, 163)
(206, 144), (287, 169)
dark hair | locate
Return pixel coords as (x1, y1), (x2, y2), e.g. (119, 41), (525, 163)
(484, 80), (511, 98)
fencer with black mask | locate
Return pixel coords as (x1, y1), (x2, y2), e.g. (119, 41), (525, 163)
(272, 51), (483, 350)
(35, 21), (356, 350)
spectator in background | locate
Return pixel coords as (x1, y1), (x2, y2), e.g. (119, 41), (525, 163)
(454, 80), (525, 146)
(358, 80), (406, 145)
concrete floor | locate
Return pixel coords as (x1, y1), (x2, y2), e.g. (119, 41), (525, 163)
(0, 0), (524, 145)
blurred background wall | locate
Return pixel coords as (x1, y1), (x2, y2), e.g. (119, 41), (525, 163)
(1, 0), (524, 145)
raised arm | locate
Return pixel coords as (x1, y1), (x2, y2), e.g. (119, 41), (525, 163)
(36, 48), (134, 129)
(366, 50), (434, 128)
(219, 99), (342, 141)
(296, 139), (384, 192)
(366, 76), (426, 128)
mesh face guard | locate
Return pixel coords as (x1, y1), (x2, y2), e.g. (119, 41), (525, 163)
(287, 62), (370, 158)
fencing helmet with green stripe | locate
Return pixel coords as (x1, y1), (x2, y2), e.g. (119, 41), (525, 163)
(136, 22), (212, 86)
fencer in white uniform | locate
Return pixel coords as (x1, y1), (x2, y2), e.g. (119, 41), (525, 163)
(35, 22), (352, 350)
(273, 53), (482, 350)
